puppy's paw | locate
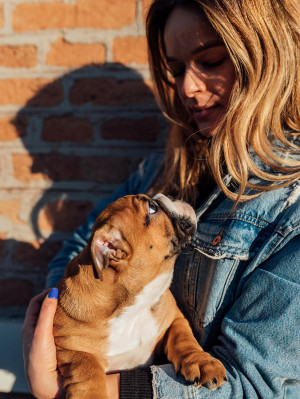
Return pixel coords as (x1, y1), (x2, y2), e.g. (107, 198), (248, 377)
(176, 350), (227, 390)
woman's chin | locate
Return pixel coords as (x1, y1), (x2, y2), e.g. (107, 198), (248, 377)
(197, 123), (219, 138)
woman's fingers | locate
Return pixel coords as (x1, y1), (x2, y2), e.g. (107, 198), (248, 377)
(34, 288), (58, 347)
(22, 289), (51, 335)
(22, 288), (63, 399)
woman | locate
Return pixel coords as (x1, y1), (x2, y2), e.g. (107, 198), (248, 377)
(22, 0), (300, 398)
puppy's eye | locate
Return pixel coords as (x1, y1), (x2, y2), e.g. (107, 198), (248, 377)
(148, 202), (158, 214)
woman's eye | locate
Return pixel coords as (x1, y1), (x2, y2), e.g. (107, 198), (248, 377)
(171, 68), (185, 78)
(203, 58), (225, 68)
(148, 203), (158, 214)
(167, 64), (185, 78)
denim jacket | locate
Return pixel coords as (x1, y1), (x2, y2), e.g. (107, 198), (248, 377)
(47, 152), (300, 399)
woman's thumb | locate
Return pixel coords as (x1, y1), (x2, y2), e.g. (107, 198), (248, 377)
(34, 288), (58, 344)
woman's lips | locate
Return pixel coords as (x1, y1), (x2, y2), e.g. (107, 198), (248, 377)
(190, 105), (220, 121)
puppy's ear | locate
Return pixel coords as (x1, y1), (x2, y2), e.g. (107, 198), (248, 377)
(91, 237), (110, 281)
(90, 227), (126, 281)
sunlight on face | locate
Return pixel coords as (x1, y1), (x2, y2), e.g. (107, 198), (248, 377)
(164, 6), (236, 137)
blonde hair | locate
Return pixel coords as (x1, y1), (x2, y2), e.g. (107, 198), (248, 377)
(146, 0), (300, 205)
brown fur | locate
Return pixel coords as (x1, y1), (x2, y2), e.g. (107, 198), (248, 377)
(54, 194), (227, 398)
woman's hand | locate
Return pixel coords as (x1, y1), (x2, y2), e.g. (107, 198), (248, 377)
(106, 373), (120, 399)
(22, 288), (64, 399)
(22, 288), (120, 399)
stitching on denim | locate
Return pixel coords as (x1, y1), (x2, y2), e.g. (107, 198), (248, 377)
(264, 234), (287, 260)
(195, 224), (300, 254)
(216, 258), (240, 314)
(208, 213), (272, 229)
(193, 246), (227, 260)
(208, 212), (300, 234)
(188, 384), (196, 399)
(274, 222), (300, 237)
(196, 240), (249, 253)
(259, 226), (300, 261)
(193, 239), (250, 258)
(193, 257), (241, 326)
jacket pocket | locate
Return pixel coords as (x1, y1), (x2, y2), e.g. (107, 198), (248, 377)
(172, 246), (240, 345)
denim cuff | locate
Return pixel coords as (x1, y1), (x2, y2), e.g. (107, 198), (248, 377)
(151, 364), (192, 399)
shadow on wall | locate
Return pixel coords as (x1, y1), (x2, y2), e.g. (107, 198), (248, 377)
(0, 63), (167, 319)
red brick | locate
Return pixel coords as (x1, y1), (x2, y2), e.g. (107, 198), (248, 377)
(12, 153), (130, 183)
(42, 115), (94, 142)
(0, 200), (24, 224)
(102, 117), (159, 142)
(12, 0), (137, 32)
(14, 240), (62, 269)
(38, 200), (94, 232)
(78, 156), (130, 183)
(0, 45), (37, 68)
(27, 80), (64, 107)
(0, 279), (33, 307)
(46, 38), (106, 67)
(142, 0), (152, 23)
(0, 115), (28, 141)
(70, 78), (155, 106)
(0, 79), (63, 106)
(0, 5), (4, 29)
(12, 154), (43, 182)
(113, 37), (148, 65)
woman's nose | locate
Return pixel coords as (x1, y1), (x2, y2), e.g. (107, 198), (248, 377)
(180, 68), (206, 98)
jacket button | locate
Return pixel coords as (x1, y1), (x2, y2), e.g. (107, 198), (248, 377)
(212, 235), (222, 246)
(212, 228), (224, 246)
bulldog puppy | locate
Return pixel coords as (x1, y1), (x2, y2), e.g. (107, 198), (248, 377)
(54, 194), (227, 399)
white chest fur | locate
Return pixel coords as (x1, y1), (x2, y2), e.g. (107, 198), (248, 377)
(105, 272), (173, 371)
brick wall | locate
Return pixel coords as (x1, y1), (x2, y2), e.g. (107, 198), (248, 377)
(0, 0), (168, 319)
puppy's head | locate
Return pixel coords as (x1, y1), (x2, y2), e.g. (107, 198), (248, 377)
(90, 194), (196, 285)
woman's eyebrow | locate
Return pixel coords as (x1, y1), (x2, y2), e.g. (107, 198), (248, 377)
(166, 40), (225, 62)
(191, 40), (224, 55)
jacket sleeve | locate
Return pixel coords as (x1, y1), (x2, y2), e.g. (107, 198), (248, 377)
(45, 153), (163, 288)
(151, 234), (300, 399)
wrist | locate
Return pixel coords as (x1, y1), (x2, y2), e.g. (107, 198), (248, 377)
(120, 368), (153, 399)
(106, 373), (120, 399)
(28, 370), (63, 399)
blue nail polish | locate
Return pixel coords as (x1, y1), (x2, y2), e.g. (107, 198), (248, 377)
(48, 288), (58, 299)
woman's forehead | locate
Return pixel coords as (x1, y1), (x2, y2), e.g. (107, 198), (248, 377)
(163, 6), (220, 58)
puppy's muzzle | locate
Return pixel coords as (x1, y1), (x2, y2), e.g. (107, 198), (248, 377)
(153, 194), (197, 252)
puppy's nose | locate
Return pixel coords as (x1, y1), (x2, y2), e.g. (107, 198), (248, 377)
(171, 199), (197, 232)
(177, 216), (196, 238)
(153, 194), (197, 238)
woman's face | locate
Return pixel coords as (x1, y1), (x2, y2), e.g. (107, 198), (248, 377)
(163, 6), (236, 137)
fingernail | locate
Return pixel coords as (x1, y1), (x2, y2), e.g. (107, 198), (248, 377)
(48, 288), (58, 299)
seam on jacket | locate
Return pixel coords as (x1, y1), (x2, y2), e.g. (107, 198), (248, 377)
(264, 230), (300, 260)
(208, 214), (277, 231)
(193, 239), (251, 258)
(150, 366), (158, 399)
